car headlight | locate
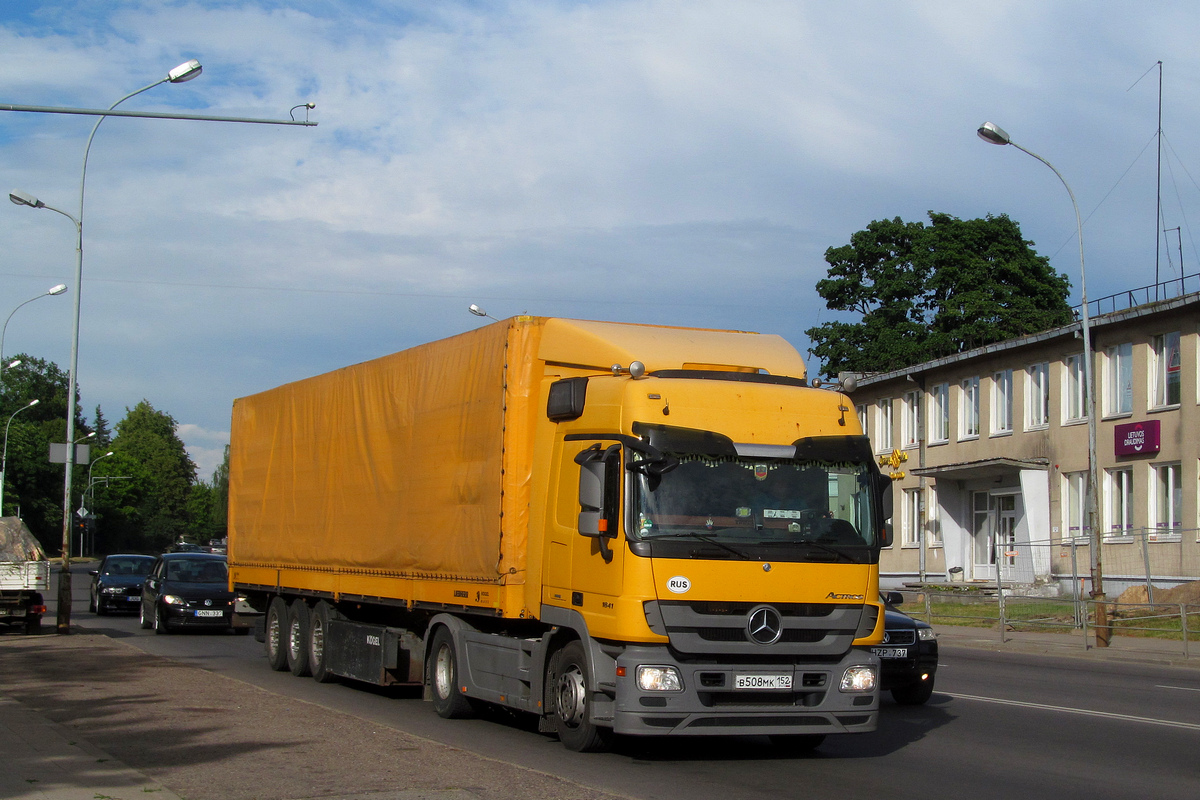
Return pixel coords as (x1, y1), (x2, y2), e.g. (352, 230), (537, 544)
(918, 627), (937, 641)
(636, 665), (683, 692)
(102, 586), (123, 594)
(161, 594), (186, 606)
(840, 664), (877, 692)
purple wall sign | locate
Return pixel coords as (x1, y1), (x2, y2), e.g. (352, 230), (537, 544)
(1114, 420), (1161, 456)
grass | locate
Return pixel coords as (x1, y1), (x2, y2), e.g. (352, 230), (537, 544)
(905, 593), (1200, 641)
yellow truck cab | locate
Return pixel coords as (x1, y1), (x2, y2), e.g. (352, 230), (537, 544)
(229, 317), (891, 752)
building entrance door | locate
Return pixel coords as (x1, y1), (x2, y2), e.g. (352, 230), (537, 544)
(971, 491), (1020, 582)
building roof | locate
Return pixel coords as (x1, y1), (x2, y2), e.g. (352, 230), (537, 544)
(852, 289), (1200, 388)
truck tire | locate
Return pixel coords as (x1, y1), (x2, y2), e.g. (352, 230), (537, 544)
(286, 600), (312, 677)
(308, 601), (337, 683)
(265, 596), (290, 671)
(549, 640), (612, 752)
(428, 627), (474, 719)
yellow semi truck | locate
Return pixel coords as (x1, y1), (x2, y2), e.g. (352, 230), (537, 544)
(228, 316), (892, 752)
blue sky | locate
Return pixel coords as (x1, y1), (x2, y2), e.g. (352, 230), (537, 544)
(2, 1), (1200, 478)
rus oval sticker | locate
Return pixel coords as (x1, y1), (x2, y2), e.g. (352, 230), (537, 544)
(667, 576), (691, 594)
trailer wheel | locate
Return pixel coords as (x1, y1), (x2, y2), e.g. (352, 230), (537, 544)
(428, 627), (474, 719)
(286, 600), (312, 677)
(549, 640), (612, 752)
(308, 601), (337, 683)
(265, 596), (290, 671)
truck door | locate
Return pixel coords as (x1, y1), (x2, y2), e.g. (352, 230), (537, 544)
(545, 439), (625, 629)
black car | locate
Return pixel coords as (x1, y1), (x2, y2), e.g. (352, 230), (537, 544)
(139, 552), (246, 634)
(876, 591), (938, 705)
(89, 554), (156, 615)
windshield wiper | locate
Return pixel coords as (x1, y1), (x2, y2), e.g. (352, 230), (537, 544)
(647, 531), (753, 560)
(752, 538), (861, 562)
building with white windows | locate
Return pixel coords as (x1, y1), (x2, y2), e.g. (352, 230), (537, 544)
(847, 281), (1198, 593)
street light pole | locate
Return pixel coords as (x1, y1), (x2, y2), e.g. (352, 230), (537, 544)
(1, 399), (40, 514)
(9, 59), (202, 635)
(0, 283), (68, 371)
(976, 121), (1109, 647)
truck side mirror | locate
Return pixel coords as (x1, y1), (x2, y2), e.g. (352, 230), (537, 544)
(574, 443), (620, 562)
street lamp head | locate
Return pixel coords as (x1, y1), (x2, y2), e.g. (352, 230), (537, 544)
(6, 360), (20, 370)
(469, 304), (488, 318)
(167, 59), (203, 83)
(8, 189), (45, 209)
(48, 284), (68, 296)
(26, 399), (39, 408)
(977, 121), (1011, 146)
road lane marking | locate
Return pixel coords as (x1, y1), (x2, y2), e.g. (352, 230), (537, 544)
(1156, 685), (1200, 693)
(944, 692), (1200, 731)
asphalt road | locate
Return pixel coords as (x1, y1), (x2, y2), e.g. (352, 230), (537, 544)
(51, 563), (1200, 800)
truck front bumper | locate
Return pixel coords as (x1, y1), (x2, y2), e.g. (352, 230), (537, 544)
(611, 645), (879, 737)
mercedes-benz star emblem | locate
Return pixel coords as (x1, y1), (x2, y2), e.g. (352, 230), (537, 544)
(746, 605), (783, 645)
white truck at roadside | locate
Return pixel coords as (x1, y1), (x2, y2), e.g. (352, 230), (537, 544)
(0, 516), (50, 634)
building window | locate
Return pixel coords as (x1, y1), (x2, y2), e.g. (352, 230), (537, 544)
(959, 376), (980, 440)
(902, 390), (920, 449)
(1063, 471), (1089, 542)
(1104, 342), (1133, 416)
(926, 485), (941, 546)
(876, 398), (894, 453)
(929, 382), (950, 444)
(1152, 462), (1182, 535)
(856, 403), (868, 436)
(992, 369), (1013, 434)
(1026, 362), (1050, 429)
(1065, 353), (1088, 422)
(1105, 468), (1134, 538)
(1151, 332), (1181, 407)
(902, 488), (921, 547)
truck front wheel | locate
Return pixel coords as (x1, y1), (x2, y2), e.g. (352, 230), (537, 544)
(265, 596), (290, 671)
(549, 641), (612, 752)
(428, 627), (474, 719)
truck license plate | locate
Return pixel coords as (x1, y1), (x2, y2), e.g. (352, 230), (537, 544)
(734, 673), (793, 690)
(195, 610), (223, 618)
(872, 647), (908, 659)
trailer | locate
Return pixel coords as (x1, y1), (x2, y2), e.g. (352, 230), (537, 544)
(0, 517), (49, 634)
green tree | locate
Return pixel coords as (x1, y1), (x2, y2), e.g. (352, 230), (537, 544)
(108, 400), (197, 552)
(806, 213), (1073, 376)
(0, 355), (90, 551)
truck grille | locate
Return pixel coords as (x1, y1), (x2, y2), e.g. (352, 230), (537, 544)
(650, 600), (873, 656)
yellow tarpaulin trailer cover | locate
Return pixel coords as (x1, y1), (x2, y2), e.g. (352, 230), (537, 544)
(229, 319), (537, 584)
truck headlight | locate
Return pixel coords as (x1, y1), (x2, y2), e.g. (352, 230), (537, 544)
(840, 665), (877, 692)
(918, 627), (937, 641)
(636, 665), (683, 692)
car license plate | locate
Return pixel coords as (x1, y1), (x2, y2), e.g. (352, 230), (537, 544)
(195, 610), (224, 618)
(734, 673), (793, 690)
(872, 647), (909, 659)
(125, 596), (140, 602)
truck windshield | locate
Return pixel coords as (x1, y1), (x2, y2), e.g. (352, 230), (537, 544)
(631, 453), (878, 552)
